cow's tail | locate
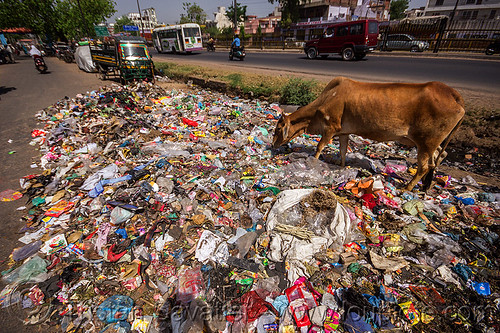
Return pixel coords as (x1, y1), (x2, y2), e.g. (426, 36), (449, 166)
(422, 113), (465, 190)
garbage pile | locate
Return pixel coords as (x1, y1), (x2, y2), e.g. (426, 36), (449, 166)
(1, 82), (499, 333)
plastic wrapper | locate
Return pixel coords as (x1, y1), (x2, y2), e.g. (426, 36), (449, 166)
(3, 256), (48, 284)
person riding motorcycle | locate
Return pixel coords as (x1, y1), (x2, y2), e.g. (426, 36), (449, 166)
(29, 45), (42, 58)
(231, 34), (241, 51)
(230, 34), (244, 58)
(207, 37), (215, 51)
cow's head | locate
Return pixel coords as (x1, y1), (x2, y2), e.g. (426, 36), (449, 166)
(272, 114), (291, 148)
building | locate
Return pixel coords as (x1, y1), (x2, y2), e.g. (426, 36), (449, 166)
(244, 11), (282, 35)
(405, 7), (426, 18)
(424, 0), (500, 20)
(127, 7), (158, 32)
(210, 6), (234, 30)
(287, 0), (389, 40)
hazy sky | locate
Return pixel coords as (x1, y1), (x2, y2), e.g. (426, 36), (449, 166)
(112, 0), (427, 25)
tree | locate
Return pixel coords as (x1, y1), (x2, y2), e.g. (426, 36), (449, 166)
(179, 2), (207, 25)
(267, 0), (305, 28)
(390, 0), (409, 20)
(0, 0), (116, 40)
(0, 0), (62, 39)
(225, 2), (247, 29)
(203, 25), (220, 38)
(56, 0), (116, 39)
(114, 15), (135, 34)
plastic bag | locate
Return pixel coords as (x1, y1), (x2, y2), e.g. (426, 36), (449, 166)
(110, 206), (134, 225)
(96, 295), (134, 324)
(3, 256), (48, 284)
(177, 266), (204, 305)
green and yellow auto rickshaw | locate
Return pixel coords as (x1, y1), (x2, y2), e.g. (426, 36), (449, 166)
(90, 36), (154, 84)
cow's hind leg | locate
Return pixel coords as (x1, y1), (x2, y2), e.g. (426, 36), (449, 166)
(339, 134), (349, 167)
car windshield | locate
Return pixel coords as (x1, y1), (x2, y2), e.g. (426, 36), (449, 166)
(121, 44), (148, 59)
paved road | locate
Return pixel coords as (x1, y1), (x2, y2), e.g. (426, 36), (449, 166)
(152, 50), (500, 95)
(0, 55), (106, 332)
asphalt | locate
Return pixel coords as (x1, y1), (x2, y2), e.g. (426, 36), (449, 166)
(217, 46), (500, 61)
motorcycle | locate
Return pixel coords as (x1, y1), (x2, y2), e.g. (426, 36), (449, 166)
(229, 46), (245, 61)
(33, 55), (48, 73)
(207, 43), (215, 52)
(62, 49), (75, 63)
(485, 39), (500, 55)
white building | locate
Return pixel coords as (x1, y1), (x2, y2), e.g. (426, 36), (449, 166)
(424, 0), (500, 20)
(212, 6), (234, 30)
(127, 7), (158, 32)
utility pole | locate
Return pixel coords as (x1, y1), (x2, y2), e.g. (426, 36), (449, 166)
(234, 0), (237, 33)
(136, 0), (144, 37)
(449, 0), (460, 21)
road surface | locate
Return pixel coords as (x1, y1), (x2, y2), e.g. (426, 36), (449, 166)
(0, 55), (106, 332)
(152, 50), (500, 95)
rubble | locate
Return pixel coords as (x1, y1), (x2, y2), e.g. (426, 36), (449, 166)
(0, 81), (499, 333)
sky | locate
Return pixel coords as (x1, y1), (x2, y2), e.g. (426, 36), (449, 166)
(112, 0), (427, 26)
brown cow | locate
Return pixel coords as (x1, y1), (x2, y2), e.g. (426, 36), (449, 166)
(272, 77), (465, 190)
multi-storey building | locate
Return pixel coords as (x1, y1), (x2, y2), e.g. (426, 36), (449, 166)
(127, 7), (158, 32)
(424, 0), (500, 20)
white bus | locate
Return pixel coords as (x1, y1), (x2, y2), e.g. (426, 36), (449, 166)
(152, 23), (203, 53)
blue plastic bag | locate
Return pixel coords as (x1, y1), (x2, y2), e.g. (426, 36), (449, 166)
(96, 295), (133, 324)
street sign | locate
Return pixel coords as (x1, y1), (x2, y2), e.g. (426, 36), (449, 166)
(123, 25), (139, 31)
(94, 25), (109, 37)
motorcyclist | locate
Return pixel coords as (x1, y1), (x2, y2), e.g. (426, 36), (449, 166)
(29, 45), (42, 58)
(230, 34), (242, 57)
(207, 37), (215, 51)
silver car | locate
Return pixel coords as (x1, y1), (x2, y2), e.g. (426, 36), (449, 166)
(380, 34), (429, 52)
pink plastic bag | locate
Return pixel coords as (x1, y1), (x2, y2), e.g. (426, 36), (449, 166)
(177, 266), (204, 304)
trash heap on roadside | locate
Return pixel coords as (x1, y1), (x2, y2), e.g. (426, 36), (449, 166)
(1, 81), (499, 333)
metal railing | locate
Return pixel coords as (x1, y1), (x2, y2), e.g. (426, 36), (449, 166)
(379, 17), (500, 53)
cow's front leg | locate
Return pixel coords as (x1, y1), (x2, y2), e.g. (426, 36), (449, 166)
(339, 134), (349, 167)
(405, 150), (431, 191)
(314, 130), (335, 159)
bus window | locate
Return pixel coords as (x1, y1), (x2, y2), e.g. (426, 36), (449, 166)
(183, 27), (200, 37)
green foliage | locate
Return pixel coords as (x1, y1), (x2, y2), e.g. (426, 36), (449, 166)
(203, 25), (220, 38)
(226, 73), (243, 88)
(114, 15), (135, 34)
(56, 0), (116, 39)
(390, 0), (409, 20)
(239, 25), (247, 40)
(225, 2), (247, 28)
(179, 2), (207, 25)
(279, 78), (318, 106)
(0, 0), (116, 40)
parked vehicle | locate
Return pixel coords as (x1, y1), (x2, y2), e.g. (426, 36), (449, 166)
(304, 19), (379, 61)
(33, 55), (48, 73)
(90, 36), (154, 84)
(379, 34), (429, 52)
(229, 47), (245, 61)
(485, 39), (500, 55)
(152, 23), (203, 54)
(55, 43), (71, 60)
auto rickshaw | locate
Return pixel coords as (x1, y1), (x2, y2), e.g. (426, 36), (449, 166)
(90, 36), (154, 84)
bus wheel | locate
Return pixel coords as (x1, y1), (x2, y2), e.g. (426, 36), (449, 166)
(171, 47), (177, 54)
